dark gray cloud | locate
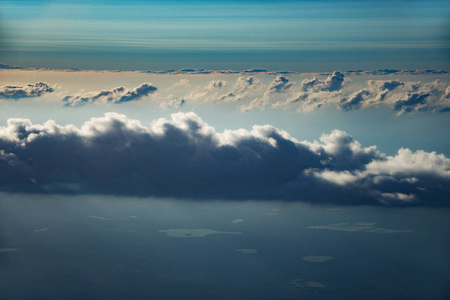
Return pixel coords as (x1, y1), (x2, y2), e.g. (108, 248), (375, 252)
(62, 83), (157, 107)
(0, 113), (448, 206)
(0, 82), (54, 100)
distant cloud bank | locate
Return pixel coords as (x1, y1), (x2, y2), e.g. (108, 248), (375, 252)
(0, 112), (448, 206)
(0, 63), (448, 76)
(2, 66), (449, 113)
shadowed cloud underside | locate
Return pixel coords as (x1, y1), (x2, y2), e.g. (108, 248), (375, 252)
(0, 112), (448, 206)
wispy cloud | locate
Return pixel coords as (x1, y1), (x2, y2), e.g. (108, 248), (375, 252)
(0, 82), (54, 100)
(62, 83), (157, 107)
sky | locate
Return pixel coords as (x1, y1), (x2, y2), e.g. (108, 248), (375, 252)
(0, 1), (450, 299)
(0, 0), (449, 71)
(0, 0), (449, 204)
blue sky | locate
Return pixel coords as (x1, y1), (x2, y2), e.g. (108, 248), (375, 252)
(1, 0), (449, 71)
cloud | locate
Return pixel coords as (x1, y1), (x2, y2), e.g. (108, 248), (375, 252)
(62, 83), (157, 107)
(169, 79), (190, 89)
(185, 80), (228, 101)
(393, 92), (430, 114)
(273, 71), (348, 112)
(0, 82), (54, 100)
(283, 78), (449, 114)
(290, 279), (326, 288)
(0, 112), (448, 206)
(267, 76), (292, 93)
(0, 248), (19, 252)
(346, 69), (448, 76)
(208, 80), (226, 89)
(240, 96), (269, 112)
(235, 249), (257, 254)
(159, 97), (185, 110)
(302, 256), (334, 262)
(339, 89), (370, 111)
(159, 229), (242, 238)
(308, 222), (413, 233)
(301, 71), (346, 92)
(33, 228), (49, 232)
(216, 76), (261, 103)
(1, 63), (447, 76)
(88, 215), (111, 220)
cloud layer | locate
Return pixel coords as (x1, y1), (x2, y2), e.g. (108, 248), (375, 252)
(2, 72), (448, 114)
(0, 112), (448, 206)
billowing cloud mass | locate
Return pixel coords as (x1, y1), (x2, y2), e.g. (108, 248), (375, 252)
(0, 82), (54, 100)
(0, 112), (448, 206)
(62, 83), (157, 107)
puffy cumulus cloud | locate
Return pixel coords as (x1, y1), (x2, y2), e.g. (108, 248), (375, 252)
(393, 92), (430, 114)
(271, 72), (348, 112)
(274, 90), (341, 112)
(188, 76), (261, 104)
(367, 79), (404, 101)
(267, 76), (292, 93)
(208, 80), (226, 89)
(310, 147), (450, 205)
(0, 112), (449, 206)
(218, 76), (261, 103)
(301, 71), (347, 92)
(339, 89), (370, 111)
(240, 76), (291, 111)
(169, 79), (190, 89)
(185, 80), (228, 101)
(239, 97), (269, 112)
(62, 83), (157, 107)
(282, 78), (449, 114)
(364, 79), (450, 114)
(0, 82), (55, 100)
(235, 76), (259, 90)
